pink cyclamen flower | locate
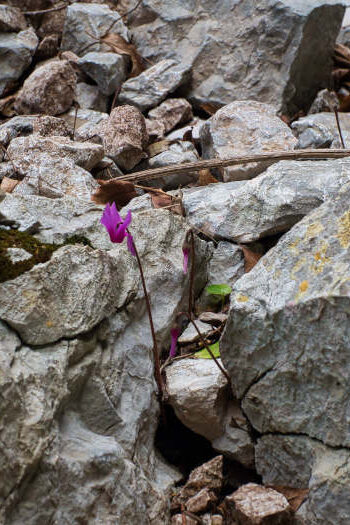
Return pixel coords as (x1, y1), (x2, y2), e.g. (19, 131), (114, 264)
(182, 247), (189, 274)
(101, 202), (136, 256)
(169, 327), (180, 358)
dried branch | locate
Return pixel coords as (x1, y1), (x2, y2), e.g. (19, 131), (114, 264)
(119, 149), (350, 184)
(334, 108), (346, 149)
(23, 2), (69, 15)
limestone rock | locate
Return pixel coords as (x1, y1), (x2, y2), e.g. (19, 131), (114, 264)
(200, 101), (297, 182)
(118, 59), (192, 112)
(61, 2), (129, 57)
(75, 81), (108, 112)
(226, 483), (292, 525)
(308, 89), (339, 114)
(220, 182), (350, 448)
(96, 105), (148, 170)
(78, 51), (128, 96)
(8, 134), (104, 172)
(13, 155), (99, 199)
(185, 488), (217, 513)
(148, 98), (193, 134)
(178, 456), (224, 502)
(0, 29), (38, 97)
(144, 140), (199, 190)
(32, 115), (72, 137)
(183, 159), (350, 242)
(128, 0), (344, 114)
(0, 115), (36, 147)
(15, 59), (77, 116)
(62, 107), (109, 143)
(178, 320), (212, 344)
(292, 112), (350, 149)
(5, 247), (32, 264)
(0, 5), (26, 32)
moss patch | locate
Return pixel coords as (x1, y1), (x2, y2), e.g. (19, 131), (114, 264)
(0, 229), (93, 283)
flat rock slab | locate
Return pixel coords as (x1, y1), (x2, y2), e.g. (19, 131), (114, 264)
(183, 159), (350, 242)
(220, 182), (350, 448)
(200, 102), (297, 182)
(128, 0), (344, 114)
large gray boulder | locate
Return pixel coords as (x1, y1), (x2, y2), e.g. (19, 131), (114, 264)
(183, 158), (350, 242)
(220, 182), (350, 448)
(0, 28), (38, 96)
(78, 51), (128, 96)
(127, 0), (345, 114)
(200, 101), (297, 181)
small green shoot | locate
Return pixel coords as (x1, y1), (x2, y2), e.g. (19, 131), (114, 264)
(205, 284), (232, 297)
(194, 342), (220, 359)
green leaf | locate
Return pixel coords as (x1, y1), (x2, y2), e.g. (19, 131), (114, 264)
(194, 342), (220, 359)
(205, 284), (232, 297)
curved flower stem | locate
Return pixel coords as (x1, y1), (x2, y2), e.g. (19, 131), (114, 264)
(128, 232), (165, 401)
(188, 230), (195, 319)
(178, 312), (231, 383)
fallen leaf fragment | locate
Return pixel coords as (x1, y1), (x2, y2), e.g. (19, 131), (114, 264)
(240, 245), (262, 273)
(101, 33), (144, 78)
(197, 168), (218, 186)
(0, 94), (17, 118)
(0, 177), (19, 193)
(269, 486), (309, 512)
(91, 179), (138, 209)
(146, 187), (183, 216)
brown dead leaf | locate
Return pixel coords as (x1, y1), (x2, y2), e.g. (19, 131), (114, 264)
(0, 94), (17, 118)
(269, 486), (309, 512)
(197, 168), (218, 186)
(0, 177), (19, 193)
(101, 33), (144, 78)
(199, 102), (222, 116)
(240, 245), (262, 273)
(91, 179), (138, 209)
(334, 43), (350, 68)
(147, 187), (183, 216)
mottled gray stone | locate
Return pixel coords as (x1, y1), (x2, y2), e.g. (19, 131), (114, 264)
(0, 5), (26, 32)
(144, 140), (199, 190)
(206, 242), (245, 291)
(128, 0), (344, 114)
(13, 155), (99, 200)
(148, 98), (193, 134)
(8, 134), (104, 172)
(183, 159), (350, 242)
(61, 2), (129, 57)
(118, 59), (192, 112)
(178, 320), (212, 344)
(62, 107), (109, 143)
(200, 101), (297, 182)
(166, 117), (205, 141)
(0, 115), (36, 147)
(78, 52), (128, 96)
(0, 29), (38, 96)
(308, 89), (339, 114)
(5, 247), (33, 264)
(0, 193), (111, 250)
(292, 112), (350, 149)
(75, 81), (108, 112)
(220, 182), (350, 448)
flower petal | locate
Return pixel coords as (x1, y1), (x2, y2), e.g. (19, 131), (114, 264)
(169, 328), (179, 358)
(101, 203), (120, 242)
(114, 209), (132, 242)
(182, 247), (189, 274)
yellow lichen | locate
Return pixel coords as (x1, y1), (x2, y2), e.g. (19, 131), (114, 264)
(311, 241), (330, 274)
(305, 222), (324, 241)
(288, 238), (300, 254)
(236, 294), (249, 303)
(294, 280), (309, 302)
(337, 210), (350, 248)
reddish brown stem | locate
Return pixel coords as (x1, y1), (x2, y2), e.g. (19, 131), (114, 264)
(188, 230), (195, 319)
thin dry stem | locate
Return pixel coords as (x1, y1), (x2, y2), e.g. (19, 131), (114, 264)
(334, 108), (346, 149)
(23, 2), (69, 15)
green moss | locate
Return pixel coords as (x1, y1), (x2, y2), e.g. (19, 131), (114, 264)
(0, 229), (94, 284)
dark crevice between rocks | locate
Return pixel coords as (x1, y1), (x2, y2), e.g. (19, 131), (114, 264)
(155, 404), (260, 490)
(0, 228), (94, 283)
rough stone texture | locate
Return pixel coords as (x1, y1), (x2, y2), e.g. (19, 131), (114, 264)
(166, 360), (254, 467)
(178, 320), (212, 344)
(166, 359), (229, 441)
(220, 182), (350, 448)
(167, 117), (205, 141)
(200, 101), (297, 182)
(118, 59), (192, 112)
(36, 33), (60, 60)
(127, 0), (344, 114)
(0, 28), (38, 96)
(8, 134), (104, 172)
(75, 81), (108, 112)
(62, 107), (109, 143)
(15, 59), (77, 116)
(13, 155), (99, 200)
(5, 247), (32, 264)
(0, 193), (111, 250)
(32, 115), (72, 137)
(172, 515), (198, 525)
(337, 6), (350, 47)
(308, 89), (339, 114)
(185, 488), (217, 513)
(292, 111), (350, 149)
(96, 105), (149, 170)
(0, 115), (36, 147)
(0, 5), (26, 32)
(148, 98), (193, 134)
(61, 2), (129, 57)
(78, 51), (128, 95)
(177, 456), (223, 502)
(144, 141), (199, 190)
(227, 484), (292, 525)
(183, 159), (350, 242)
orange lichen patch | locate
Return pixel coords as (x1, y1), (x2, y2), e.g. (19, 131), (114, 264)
(46, 321), (54, 328)
(337, 210), (350, 248)
(299, 280), (309, 293)
(311, 242), (330, 274)
(236, 294), (249, 302)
